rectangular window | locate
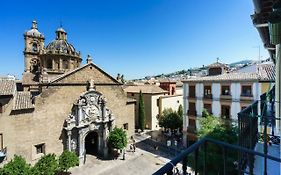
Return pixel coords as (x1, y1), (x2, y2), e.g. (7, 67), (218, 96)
(157, 99), (159, 107)
(221, 86), (230, 95)
(0, 134), (3, 150)
(189, 85), (196, 98)
(204, 103), (212, 114)
(131, 93), (134, 97)
(241, 85), (252, 97)
(123, 123), (129, 130)
(204, 85), (212, 98)
(35, 143), (45, 154)
(188, 102), (196, 116)
(221, 105), (230, 119)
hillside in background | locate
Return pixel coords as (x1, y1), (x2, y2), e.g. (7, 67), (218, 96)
(134, 59), (255, 80)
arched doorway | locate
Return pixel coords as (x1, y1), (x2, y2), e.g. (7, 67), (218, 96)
(85, 131), (99, 156)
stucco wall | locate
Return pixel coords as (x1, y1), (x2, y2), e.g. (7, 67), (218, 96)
(160, 95), (183, 113)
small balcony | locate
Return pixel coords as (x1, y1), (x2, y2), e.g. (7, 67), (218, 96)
(240, 93), (254, 101)
(203, 94), (212, 99)
(220, 94), (232, 100)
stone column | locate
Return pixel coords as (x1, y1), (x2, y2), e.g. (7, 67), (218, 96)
(102, 125), (108, 158)
(67, 130), (72, 151)
(59, 58), (63, 71)
(77, 101), (83, 125)
(78, 130), (85, 165)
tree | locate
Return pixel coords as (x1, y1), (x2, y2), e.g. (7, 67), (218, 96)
(0, 155), (31, 175)
(177, 105), (183, 118)
(32, 154), (58, 175)
(58, 150), (79, 173)
(108, 127), (128, 150)
(138, 91), (146, 131)
(159, 108), (182, 131)
(187, 114), (238, 175)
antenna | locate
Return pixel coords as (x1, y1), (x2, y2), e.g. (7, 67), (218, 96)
(60, 21), (63, 28)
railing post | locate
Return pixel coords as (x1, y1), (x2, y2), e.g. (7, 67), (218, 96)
(182, 156), (187, 175)
(223, 146), (227, 175)
(263, 114), (268, 175)
(249, 117), (254, 175)
(203, 142), (207, 175)
(194, 147), (199, 175)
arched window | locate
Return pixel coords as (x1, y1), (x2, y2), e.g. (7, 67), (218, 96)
(32, 43), (38, 52)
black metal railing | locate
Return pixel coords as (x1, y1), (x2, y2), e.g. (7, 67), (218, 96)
(238, 100), (259, 174)
(153, 137), (281, 175)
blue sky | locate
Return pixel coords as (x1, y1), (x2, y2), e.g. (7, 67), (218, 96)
(0, 0), (268, 79)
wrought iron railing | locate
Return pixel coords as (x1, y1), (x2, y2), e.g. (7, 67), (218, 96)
(153, 137), (281, 175)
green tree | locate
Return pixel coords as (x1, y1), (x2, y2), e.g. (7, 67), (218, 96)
(159, 108), (182, 130)
(108, 127), (128, 150)
(187, 114), (238, 175)
(177, 104), (183, 118)
(58, 150), (79, 173)
(138, 91), (146, 131)
(32, 154), (58, 175)
(0, 155), (31, 175)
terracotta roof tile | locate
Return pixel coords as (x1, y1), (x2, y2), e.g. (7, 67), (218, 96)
(13, 92), (34, 110)
(0, 79), (16, 96)
(182, 72), (259, 82)
(124, 85), (168, 94)
(258, 63), (275, 81)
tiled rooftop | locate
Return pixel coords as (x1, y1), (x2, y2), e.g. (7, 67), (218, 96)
(124, 85), (168, 94)
(0, 79), (16, 96)
(13, 92), (34, 111)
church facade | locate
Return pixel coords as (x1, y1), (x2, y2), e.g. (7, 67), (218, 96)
(0, 21), (135, 165)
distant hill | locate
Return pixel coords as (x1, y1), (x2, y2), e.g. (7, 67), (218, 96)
(228, 60), (253, 68)
(135, 59), (254, 80)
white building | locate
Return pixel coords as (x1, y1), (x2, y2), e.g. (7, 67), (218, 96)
(182, 62), (275, 146)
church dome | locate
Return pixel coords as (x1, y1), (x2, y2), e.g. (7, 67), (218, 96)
(45, 27), (79, 55)
(46, 39), (76, 54)
(25, 21), (44, 38)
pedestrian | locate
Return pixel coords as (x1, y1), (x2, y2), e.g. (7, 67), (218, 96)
(131, 136), (136, 152)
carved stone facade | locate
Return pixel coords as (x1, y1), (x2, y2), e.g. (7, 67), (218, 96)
(65, 87), (115, 164)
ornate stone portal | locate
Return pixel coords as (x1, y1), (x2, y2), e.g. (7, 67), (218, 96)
(64, 82), (115, 165)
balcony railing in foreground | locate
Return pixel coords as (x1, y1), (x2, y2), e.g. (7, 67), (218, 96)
(153, 137), (281, 175)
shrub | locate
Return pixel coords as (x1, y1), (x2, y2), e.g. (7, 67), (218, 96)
(159, 108), (182, 130)
(108, 127), (128, 150)
(32, 154), (58, 175)
(0, 155), (31, 175)
(58, 150), (79, 172)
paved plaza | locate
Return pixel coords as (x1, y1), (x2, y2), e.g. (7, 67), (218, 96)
(70, 147), (170, 175)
